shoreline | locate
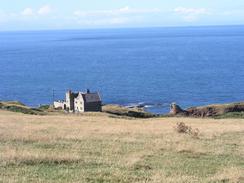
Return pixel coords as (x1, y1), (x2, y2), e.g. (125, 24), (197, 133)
(1, 100), (244, 119)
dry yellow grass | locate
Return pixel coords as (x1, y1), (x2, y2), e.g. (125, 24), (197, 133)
(0, 110), (244, 183)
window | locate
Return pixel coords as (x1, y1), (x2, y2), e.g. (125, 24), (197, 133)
(80, 102), (82, 104)
(80, 107), (82, 110)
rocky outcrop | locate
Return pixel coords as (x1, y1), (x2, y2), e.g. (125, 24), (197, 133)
(169, 102), (244, 117)
(170, 103), (188, 115)
(102, 104), (156, 118)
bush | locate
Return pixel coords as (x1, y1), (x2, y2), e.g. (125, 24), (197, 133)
(38, 105), (50, 110)
(175, 122), (200, 138)
(175, 122), (190, 133)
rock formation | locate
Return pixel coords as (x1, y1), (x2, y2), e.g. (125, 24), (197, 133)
(170, 103), (188, 115)
(169, 102), (244, 117)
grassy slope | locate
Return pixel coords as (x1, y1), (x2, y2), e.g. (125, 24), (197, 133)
(0, 101), (45, 115)
(0, 110), (243, 183)
(188, 102), (244, 117)
(0, 102), (156, 118)
(215, 112), (244, 119)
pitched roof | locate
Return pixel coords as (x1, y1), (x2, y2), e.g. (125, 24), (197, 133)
(81, 92), (101, 103)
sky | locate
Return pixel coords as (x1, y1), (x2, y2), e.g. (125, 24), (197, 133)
(0, 0), (244, 31)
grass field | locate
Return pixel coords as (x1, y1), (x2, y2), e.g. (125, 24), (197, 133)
(0, 110), (244, 183)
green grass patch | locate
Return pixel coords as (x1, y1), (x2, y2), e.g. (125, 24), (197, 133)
(0, 101), (46, 115)
(215, 112), (244, 119)
(0, 123), (243, 182)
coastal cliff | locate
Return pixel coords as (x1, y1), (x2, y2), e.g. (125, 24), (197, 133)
(170, 102), (244, 118)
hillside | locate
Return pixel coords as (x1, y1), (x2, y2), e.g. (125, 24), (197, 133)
(170, 102), (244, 118)
(0, 110), (243, 182)
(0, 101), (46, 115)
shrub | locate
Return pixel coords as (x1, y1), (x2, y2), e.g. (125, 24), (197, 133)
(175, 122), (190, 133)
(175, 122), (200, 138)
(190, 128), (200, 138)
(38, 105), (50, 110)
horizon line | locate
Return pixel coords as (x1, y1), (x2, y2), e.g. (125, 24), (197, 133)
(1, 24), (244, 33)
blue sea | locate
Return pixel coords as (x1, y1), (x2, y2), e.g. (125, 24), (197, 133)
(1, 25), (244, 114)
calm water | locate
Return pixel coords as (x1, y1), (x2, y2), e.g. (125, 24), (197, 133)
(1, 26), (244, 113)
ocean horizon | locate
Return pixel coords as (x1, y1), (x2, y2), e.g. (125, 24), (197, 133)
(1, 25), (244, 113)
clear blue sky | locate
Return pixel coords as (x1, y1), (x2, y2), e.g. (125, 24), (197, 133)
(0, 0), (244, 31)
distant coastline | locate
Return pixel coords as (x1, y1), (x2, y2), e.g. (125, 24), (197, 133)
(1, 100), (244, 119)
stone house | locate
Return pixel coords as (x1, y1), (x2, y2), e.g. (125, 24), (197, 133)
(54, 90), (102, 112)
